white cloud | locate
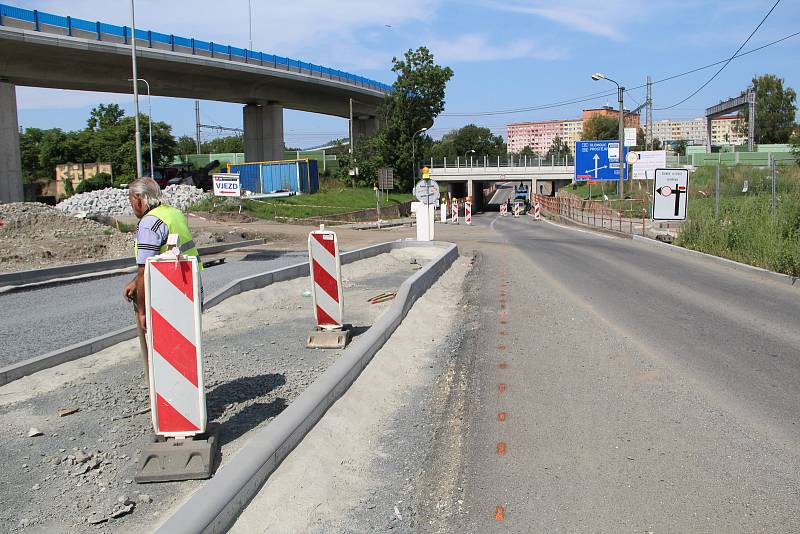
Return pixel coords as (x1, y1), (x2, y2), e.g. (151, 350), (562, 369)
(480, 0), (651, 41)
(429, 33), (567, 62)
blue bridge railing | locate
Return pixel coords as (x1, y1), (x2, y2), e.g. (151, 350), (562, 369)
(0, 3), (392, 94)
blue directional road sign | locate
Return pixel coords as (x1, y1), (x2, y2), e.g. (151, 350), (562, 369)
(575, 140), (628, 181)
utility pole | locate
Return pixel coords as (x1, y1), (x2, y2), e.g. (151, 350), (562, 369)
(646, 75), (653, 151)
(129, 0), (143, 178)
(195, 100), (201, 154)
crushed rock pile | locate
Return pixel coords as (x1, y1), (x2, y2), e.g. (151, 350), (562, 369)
(56, 185), (209, 217)
(0, 202), (134, 273)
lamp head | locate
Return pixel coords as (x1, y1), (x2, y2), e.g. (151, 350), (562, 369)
(591, 73), (605, 81)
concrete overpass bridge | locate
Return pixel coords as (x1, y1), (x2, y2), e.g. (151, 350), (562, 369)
(426, 156), (575, 211)
(0, 3), (391, 201)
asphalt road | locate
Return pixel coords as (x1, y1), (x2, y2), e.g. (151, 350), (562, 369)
(0, 249), (307, 367)
(422, 214), (800, 532)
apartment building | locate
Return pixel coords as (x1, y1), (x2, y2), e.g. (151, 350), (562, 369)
(507, 107), (640, 154)
(644, 115), (747, 146)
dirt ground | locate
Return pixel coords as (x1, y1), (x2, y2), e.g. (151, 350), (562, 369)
(0, 204), (355, 274)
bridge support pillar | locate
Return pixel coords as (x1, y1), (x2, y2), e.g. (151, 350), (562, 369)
(352, 116), (378, 139)
(0, 82), (23, 202)
(243, 102), (284, 162)
(467, 179), (474, 198)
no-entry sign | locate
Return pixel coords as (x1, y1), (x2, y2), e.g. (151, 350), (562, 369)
(652, 168), (689, 221)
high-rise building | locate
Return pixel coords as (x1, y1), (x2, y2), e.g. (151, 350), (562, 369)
(506, 107), (641, 155)
(643, 115), (747, 146)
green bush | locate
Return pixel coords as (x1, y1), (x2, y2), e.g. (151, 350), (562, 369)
(75, 172), (113, 194)
(63, 178), (75, 198)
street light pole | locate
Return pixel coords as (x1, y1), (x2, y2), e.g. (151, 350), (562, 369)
(464, 149), (475, 168)
(412, 127), (427, 181)
(592, 73), (625, 199)
(129, 0), (143, 178)
(130, 78), (153, 178)
(248, 0), (253, 50)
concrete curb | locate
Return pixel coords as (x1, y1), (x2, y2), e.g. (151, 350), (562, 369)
(0, 239), (268, 289)
(632, 235), (799, 288)
(0, 240), (425, 387)
(155, 240), (459, 534)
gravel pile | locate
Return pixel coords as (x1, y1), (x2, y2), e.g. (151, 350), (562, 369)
(0, 203), (133, 273)
(56, 185), (209, 217)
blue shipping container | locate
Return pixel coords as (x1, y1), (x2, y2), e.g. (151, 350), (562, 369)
(228, 159), (319, 195)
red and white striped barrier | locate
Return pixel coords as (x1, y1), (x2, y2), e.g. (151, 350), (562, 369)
(451, 199), (459, 225)
(145, 256), (206, 437)
(308, 229), (344, 329)
(534, 201), (542, 220)
(500, 203), (507, 216)
(513, 203), (521, 218)
(465, 201), (472, 225)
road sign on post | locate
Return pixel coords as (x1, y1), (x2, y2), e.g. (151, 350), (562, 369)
(137, 253), (219, 483)
(652, 168), (689, 221)
(378, 167), (394, 190)
(629, 150), (667, 180)
(575, 140), (628, 182)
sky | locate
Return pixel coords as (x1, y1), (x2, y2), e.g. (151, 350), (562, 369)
(9, 0), (800, 148)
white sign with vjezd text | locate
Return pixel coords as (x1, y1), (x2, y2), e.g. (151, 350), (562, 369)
(212, 173), (241, 197)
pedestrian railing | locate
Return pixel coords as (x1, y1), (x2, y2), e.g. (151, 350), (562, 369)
(534, 193), (647, 236)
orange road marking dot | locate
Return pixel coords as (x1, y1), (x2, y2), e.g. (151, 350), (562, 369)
(498, 383), (506, 392)
(499, 362), (508, 369)
(495, 506), (505, 521)
(498, 412), (507, 422)
(497, 442), (506, 456)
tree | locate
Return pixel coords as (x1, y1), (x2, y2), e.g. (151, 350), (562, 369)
(790, 126), (800, 164)
(581, 115), (618, 141)
(201, 135), (244, 153)
(736, 74), (797, 144)
(544, 135), (571, 161)
(86, 103), (125, 131)
(429, 124), (506, 161)
(518, 146), (538, 157)
(673, 139), (688, 156)
(633, 128), (663, 151)
(176, 135), (197, 156)
(358, 47), (453, 190)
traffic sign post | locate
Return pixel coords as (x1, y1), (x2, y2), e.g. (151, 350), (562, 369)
(652, 168), (689, 221)
(413, 173), (439, 241)
(575, 140), (629, 182)
(628, 150), (667, 180)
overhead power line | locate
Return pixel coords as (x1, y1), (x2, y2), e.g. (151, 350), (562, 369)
(440, 25), (797, 117)
(655, 0), (782, 110)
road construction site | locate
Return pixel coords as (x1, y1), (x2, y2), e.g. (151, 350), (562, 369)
(2, 201), (800, 533)
(0, 241), (444, 532)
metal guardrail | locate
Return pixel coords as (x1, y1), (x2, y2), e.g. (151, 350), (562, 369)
(535, 193), (647, 236)
(0, 3), (391, 94)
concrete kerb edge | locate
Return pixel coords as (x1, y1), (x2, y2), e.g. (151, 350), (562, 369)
(0, 239), (268, 289)
(631, 235), (799, 288)
(154, 240), (459, 534)
(0, 240), (415, 387)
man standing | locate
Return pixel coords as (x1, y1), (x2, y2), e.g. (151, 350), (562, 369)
(123, 177), (202, 385)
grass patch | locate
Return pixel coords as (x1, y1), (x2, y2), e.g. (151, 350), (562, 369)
(562, 166), (800, 276)
(191, 180), (414, 221)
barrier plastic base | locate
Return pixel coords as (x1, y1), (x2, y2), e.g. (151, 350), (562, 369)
(307, 326), (352, 349)
(135, 425), (220, 483)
